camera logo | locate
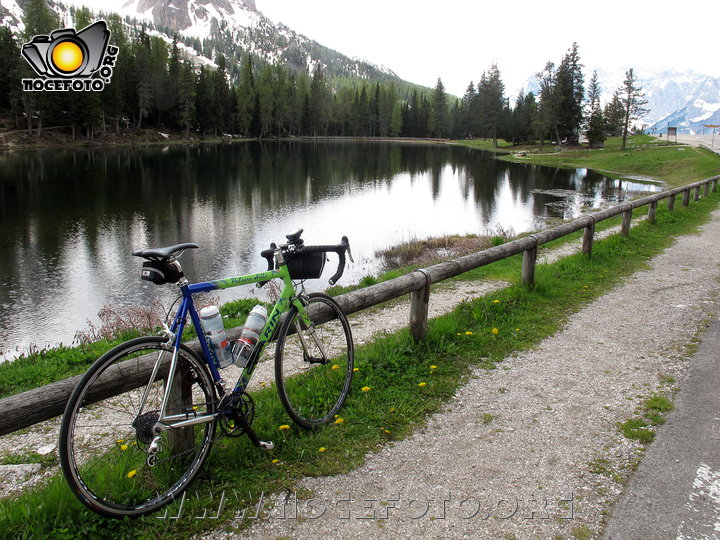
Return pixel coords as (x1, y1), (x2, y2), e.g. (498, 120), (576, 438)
(21, 20), (119, 92)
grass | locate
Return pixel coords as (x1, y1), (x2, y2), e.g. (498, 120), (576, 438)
(1, 186), (718, 538)
(454, 135), (720, 187)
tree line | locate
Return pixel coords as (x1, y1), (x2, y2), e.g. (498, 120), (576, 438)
(1, 1), (648, 148)
(460, 43), (649, 150)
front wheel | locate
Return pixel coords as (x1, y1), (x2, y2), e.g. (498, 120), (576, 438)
(275, 292), (354, 427)
(59, 336), (217, 518)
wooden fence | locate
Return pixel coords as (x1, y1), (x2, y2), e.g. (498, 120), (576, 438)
(0, 174), (718, 437)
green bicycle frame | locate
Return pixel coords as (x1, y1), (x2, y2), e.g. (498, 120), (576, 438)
(175, 262), (312, 399)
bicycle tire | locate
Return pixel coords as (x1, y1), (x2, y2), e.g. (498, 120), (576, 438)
(275, 292), (354, 428)
(59, 336), (217, 518)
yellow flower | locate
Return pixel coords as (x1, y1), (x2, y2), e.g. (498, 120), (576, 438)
(353, 367), (359, 372)
(331, 364), (340, 370)
(120, 444), (128, 451)
(116, 439), (125, 444)
(361, 386), (371, 392)
(271, 458), (280, 464)
(418, 382), (427, 387)
(389, 407), (396, 413)
(279, 424), (290, 431)
(127, 470), (137, 479)
(465, 331), (473, 336)
(491, 328), (499, 335)
(430, 365), (437, 370)
(383, 429), (391, 434)
(515, 328), (520, 332)
(493, 299), (500, 304)
(456, 333), (462, 336)
(319, 447), (327, 453)
(334, 417), (345, 424)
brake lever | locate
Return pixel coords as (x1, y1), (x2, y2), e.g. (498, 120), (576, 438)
(342, 236), (354, 263)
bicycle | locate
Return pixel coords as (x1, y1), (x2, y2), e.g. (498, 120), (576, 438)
(59, 229), (354, 518)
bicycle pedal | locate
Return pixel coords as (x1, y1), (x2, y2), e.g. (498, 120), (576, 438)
(259, 441), (274, 450)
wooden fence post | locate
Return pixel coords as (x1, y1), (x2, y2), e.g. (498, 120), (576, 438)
(167, 360), (195, 453)
(582, 219), (595, 257)
(648, 201), (657, 224)
(409, 269), (431, 342)
(704, 182), (710, 197)
(712, 180), (717, 193)
(621, 208), (632, 236)
(521, 236), (538, 288)
(667, 194), (675, 211)
(694, 186), (701, 201)
(682, 189), (690, 206)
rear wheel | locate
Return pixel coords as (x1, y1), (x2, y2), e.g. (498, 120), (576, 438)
(59, 336), (217, 518)
(275, 292), (354, 427)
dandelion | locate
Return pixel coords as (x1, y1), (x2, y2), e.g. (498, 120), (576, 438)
(465, 331), (473, 336)
(353, 367), (359, 372)
(456, 333), (462, 336)
(361, 386), (371, 392)
(332, 364), (340, 370)
(116, 439), (125, 444)
(127, 470), (137, 479)
(491, 328), (499, 335)
(383, 429), (391, 434)
(515, 328), (520, 332)
(271, 459), (280, 464)
(389, 407), (396, 413)
(279, 424), (290, 431)
(334, 417), (345, 425)
(120, 444), (128, 451)
(418, 382), (427, 387)
(319, 447), (327, 453)
(493, 299), (500, 304)
(430, 365), (437, 370)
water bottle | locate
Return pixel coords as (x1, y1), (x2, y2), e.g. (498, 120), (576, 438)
(199, 305), (234, 369)
(233, 305), (268, 367)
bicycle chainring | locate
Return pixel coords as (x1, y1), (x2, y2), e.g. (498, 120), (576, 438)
(219, 392), (255, 438)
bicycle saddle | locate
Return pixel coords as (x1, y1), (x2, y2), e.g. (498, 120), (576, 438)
(132, 243), (198, 261)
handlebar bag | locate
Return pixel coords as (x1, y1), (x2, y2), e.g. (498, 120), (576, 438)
(285, 251), (326, 280)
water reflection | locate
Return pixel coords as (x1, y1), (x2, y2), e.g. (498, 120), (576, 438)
(0, 141), (661, 357)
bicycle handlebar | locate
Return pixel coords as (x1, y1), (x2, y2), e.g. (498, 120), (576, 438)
(259, 236), (352, 286)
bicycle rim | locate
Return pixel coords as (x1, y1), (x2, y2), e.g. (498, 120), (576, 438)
(59, 336), (216, 518)
(275, 293), (354, 427)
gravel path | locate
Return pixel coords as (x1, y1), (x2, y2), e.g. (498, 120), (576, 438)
(206, 211), (720, 539)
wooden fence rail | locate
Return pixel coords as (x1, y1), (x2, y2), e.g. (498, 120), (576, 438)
(0, 174), (718, 437)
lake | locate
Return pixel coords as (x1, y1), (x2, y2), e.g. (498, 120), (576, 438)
(0, 140), (662, 358)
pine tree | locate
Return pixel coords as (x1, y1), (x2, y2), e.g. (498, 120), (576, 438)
(235, 56), (256, 137)
(308, 66), (330, 136)
(177, 61), (196, 138)
(535, 62), (559, 147)
(257, 64), (274, 137)
(618, 68), (649, 150)
(603, 91), (625, 137)
(460, 81), (477, 138)
(429, 78), (447, 138)
(478, 63), (506, 147)
(554, 42), (584, 144)
(584, 70), (606, 148)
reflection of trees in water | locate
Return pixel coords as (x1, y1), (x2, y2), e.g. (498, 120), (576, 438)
(0, 142), (652, 309)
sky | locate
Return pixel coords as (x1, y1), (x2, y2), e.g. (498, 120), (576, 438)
(254, 0), (719, 97)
